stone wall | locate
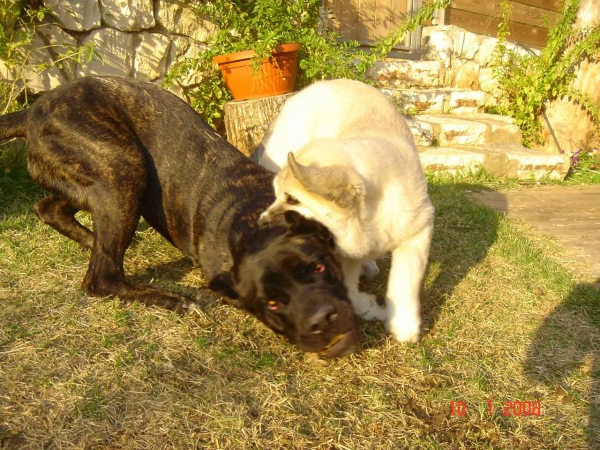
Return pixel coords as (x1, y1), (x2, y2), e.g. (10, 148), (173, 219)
(370, 25), (540, 107)
(1, 0), (215, 98)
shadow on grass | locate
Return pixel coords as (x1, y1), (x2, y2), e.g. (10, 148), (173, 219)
(422, 182), (504, 335)
(525, 280), (600, 448)
(128, 257), (221, 304)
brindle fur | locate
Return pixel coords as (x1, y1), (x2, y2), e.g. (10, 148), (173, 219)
(0, 76), (357, 357)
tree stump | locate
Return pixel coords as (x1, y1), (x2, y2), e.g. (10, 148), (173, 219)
(223, 93), (294, 157)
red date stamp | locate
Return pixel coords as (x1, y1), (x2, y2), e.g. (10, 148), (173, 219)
(450, 400), (541, 417)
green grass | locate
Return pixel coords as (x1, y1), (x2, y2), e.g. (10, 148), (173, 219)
(566, 151), (600, 185)
(1, 143), (599, 449)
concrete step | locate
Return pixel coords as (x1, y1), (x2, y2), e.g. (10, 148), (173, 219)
(384, 88), (487, 115)
(406, 113), (523, 147)
(418, 144), (570, 180)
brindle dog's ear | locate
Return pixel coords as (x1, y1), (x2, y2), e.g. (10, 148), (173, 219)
(284, 211), (335, 249)
(208, 272), (240, 301)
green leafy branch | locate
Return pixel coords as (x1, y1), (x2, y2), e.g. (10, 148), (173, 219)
(0, 1), (96, 114)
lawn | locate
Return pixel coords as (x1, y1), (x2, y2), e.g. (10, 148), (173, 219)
(1, 145), (599, 449)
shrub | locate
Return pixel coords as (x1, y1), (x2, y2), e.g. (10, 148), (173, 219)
(492, 0), (600, 147)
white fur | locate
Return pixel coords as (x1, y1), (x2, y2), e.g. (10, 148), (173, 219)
(256, 79), (434, 343)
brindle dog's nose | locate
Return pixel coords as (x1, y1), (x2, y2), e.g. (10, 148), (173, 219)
(307, 303), (337, 334)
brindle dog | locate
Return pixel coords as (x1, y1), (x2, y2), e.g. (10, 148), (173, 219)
(0, 76), (357, 358)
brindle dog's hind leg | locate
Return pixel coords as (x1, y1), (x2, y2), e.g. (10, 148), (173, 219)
(34, 195), (94, 249)
(80, 175), (197, 313)
(29, 139), (196, 313)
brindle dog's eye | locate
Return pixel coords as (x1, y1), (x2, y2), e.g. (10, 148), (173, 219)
(312, 263), (326, 274)
(286, 194), (300, 205)
(267, 300), (279, 311)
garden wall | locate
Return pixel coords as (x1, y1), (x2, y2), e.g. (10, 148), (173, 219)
(0, 0), (214, 99)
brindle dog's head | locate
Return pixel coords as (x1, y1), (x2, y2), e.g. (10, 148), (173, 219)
(209, 211), (357, 358)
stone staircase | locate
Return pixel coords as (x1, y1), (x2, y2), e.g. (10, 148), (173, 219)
(386, 88), (570, 180)
(371, 26), (571, 180)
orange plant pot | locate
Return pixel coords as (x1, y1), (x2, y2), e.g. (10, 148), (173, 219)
(212, 43), (300, 101)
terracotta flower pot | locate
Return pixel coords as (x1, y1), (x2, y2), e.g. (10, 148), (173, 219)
(212, 43), (300, 101)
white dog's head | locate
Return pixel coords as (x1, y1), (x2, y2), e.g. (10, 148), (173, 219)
(259, 151), (366, 229)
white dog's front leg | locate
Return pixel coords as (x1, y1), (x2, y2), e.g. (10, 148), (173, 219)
(385, 223), (433, 343)
(343, 258), (387, 321)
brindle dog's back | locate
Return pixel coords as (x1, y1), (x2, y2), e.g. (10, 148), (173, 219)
(26, 77), (274, 279)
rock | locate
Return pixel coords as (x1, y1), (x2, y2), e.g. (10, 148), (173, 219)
(455, 61), (480, 90)
(474, 37), (498, 67)
(369, 60), (443, 88)
(156, 0), (216, 43)
(419, 145), (511, 177)
(448, 89), (485, 114)
(541, 0), (600, 153)
(410, 60), (444, 87)
(406, 117), (434, 147)
(100, 0), (155, 31)
(451, 27), (466, 57)
(390, 89), (446, 114)
(133, 32), (171, 81)
(368, 59), (412, 88)
(166, 37), (208, 86)
(22, 25), (78, 93)
(422, 27), (453, 68)
(45, 0), (101, 32)
(412, 113), (521, 146)
(478, 67), (499, 94)
(461, 31), (480, 60)
(500, 145), (570, 179)
(458, 113), (522, 144)
(76, 28), (134, 77)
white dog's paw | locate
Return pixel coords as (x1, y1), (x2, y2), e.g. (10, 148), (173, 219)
(360, 260), (380, 278)
(386, 313), (421, 343)
(349, 292), (388, 321)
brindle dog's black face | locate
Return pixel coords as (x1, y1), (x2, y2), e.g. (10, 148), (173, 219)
(210, 211), (357, 358)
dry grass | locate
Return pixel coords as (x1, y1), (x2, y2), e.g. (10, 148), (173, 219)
(1, 154), (599, 449)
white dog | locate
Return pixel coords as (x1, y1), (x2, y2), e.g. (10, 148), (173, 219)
(254, 79), (434, 343)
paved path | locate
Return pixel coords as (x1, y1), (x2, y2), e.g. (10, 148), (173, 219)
(470, 185), (600, 283)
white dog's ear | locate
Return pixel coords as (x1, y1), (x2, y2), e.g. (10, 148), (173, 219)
(287, 152), (365, 209)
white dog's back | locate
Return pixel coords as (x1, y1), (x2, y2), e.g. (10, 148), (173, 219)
(256, 79), (414, 172)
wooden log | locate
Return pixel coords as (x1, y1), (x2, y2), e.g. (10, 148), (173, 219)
(223, 93), (294, 157)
